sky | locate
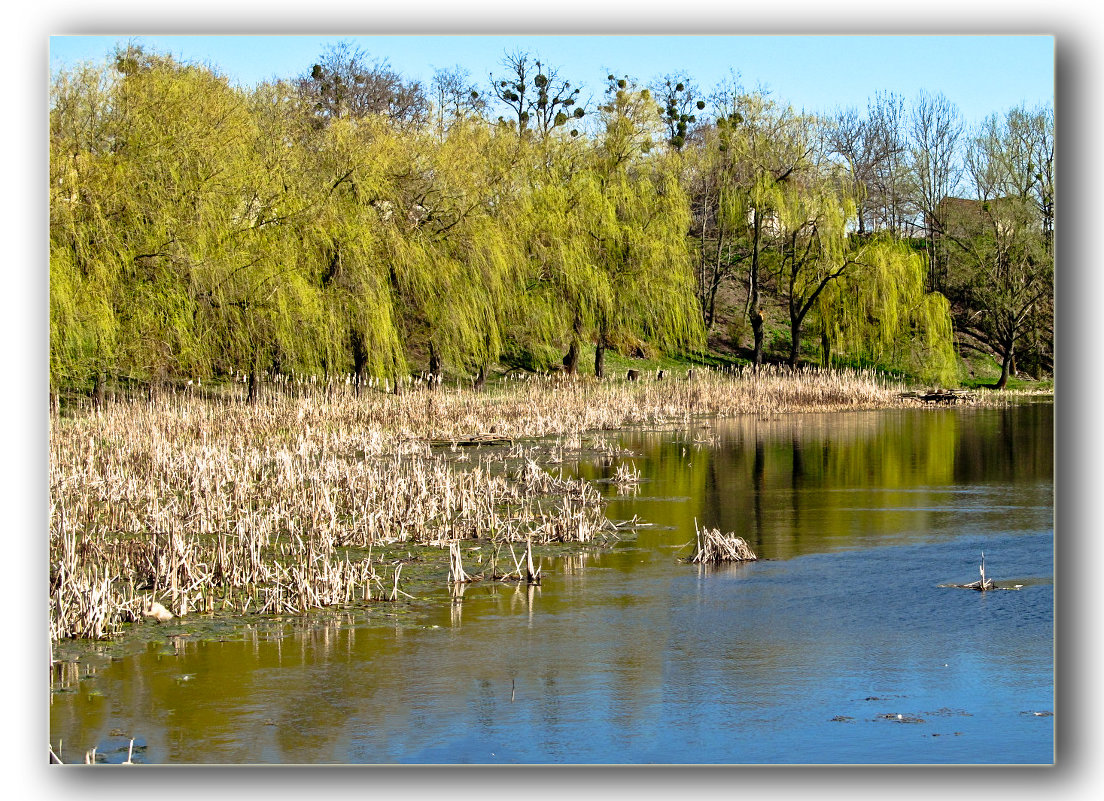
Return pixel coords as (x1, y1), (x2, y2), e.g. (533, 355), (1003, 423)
(48, 34), (1054, 129)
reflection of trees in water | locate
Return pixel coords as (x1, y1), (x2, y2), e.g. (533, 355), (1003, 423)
(619, 405), (1050, 560)
(951, 403), (1052, 483)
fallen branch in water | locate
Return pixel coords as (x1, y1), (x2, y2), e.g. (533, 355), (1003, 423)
(940, 551), (1020, 591)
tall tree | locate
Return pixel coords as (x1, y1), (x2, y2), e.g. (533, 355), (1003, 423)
(490, 50), (584, 138)
(708, 87), (817, 366)
(812, 238), (957, 384)
(764, 165), (862, 367)
(909, 91), (965, 292)
(585, 76), (703, 377)
(941, 107), (1055, 387)
(823, 106), (877, 235)
(866, 92), (912, 236)
(431, 66), (487, 135)
(823, 94), (911, 237)
(50, 58), (125, 395)
(298, 40), (428, 129)
(653, 73), (705, 151)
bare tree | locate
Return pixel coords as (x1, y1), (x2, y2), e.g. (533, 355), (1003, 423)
(431, 66), (487, 134)
(866, 92), (911, 236)
(490, 50), (584, 137)
(652, 73), (706, 151)
(941, 107), (1054, 387)
(299, 41), (428, 128)
(825, 93), (912, 237)
(909, 91), (965, 291)
(824, 106), (877, 235)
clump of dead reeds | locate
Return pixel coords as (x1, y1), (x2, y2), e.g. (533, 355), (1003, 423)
(610, 461), (642, 494)
(690, 520), (758, 564)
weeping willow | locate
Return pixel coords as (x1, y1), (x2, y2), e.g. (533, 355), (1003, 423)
(574, 155), (704, 374)
(518, 79), (706, 376)
(813, 238), (957, 384)
(50, 46), (959, 396)
(505, 153), (601, 371)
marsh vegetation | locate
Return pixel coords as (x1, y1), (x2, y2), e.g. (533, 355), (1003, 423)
(50, 365), (948, 642)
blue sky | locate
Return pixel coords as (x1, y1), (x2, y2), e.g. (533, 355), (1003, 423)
(48, 34), (1054, 128)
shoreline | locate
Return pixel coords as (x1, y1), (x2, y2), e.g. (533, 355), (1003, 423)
(49, 367), (1050, 648)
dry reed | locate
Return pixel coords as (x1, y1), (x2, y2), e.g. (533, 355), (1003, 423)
(49, 365), (952, 640)
(690, 519), (758, 564)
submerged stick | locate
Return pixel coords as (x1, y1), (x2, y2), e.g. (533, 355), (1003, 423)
(448, 540), (470, 584)
(525, 535), (541, 585)
(941, 552), (999, 591)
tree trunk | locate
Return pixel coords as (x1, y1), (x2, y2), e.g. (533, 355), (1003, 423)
(473, 365), (486, 392)
(751, 308), (765, 368)
(821, 330), (832, 369)
(92, 372), (106, 412)
(994, 344), (1015, 390)
(594, 338), (606, 379)
(705, 226), (727, 330)
(353, 362), (366, 396)
(789, 317), (802, 367)
(926, 234), (937, 293)
(563, 341), (580, 375)
(428, 343), (442, 390)
(352, 331), (368, 396)
(247, 346), (262, 405)
(748, 210), (765, 369)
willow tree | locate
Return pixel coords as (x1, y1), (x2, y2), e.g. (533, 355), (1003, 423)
(50, 49), (263, 392)
(760, 168), (862, 367)
(580, 76), (704, 377)
(50, 60), (125, 398)
(681, 119), (748, 331)
(368, 116), (528, 388)
(288, 112), (422, 389)
(506, 135), (598, 373)
(687, 87), (817, 364)
(812, 239), (957, 384)
(108, 53), (339, 394)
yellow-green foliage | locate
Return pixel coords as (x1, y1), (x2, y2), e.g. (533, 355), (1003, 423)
(50, 48), (959, 391)
(816, 239), (957, 384)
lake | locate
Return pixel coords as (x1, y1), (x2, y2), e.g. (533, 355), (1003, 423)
(49, 401), (1054, 764)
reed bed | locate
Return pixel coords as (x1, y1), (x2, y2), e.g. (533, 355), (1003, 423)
(48, 365), (935, 640)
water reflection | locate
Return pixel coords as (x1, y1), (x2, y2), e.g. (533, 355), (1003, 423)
(51, 403), (1053, 764)
(583, 404), (1052, 561)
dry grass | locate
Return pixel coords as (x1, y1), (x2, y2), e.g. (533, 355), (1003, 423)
(48, 365), (941, 640)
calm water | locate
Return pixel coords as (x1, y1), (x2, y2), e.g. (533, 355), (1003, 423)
(50, 403), (1054, 764)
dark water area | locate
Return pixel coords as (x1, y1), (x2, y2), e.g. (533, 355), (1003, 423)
(50, 403), (1053, 764)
